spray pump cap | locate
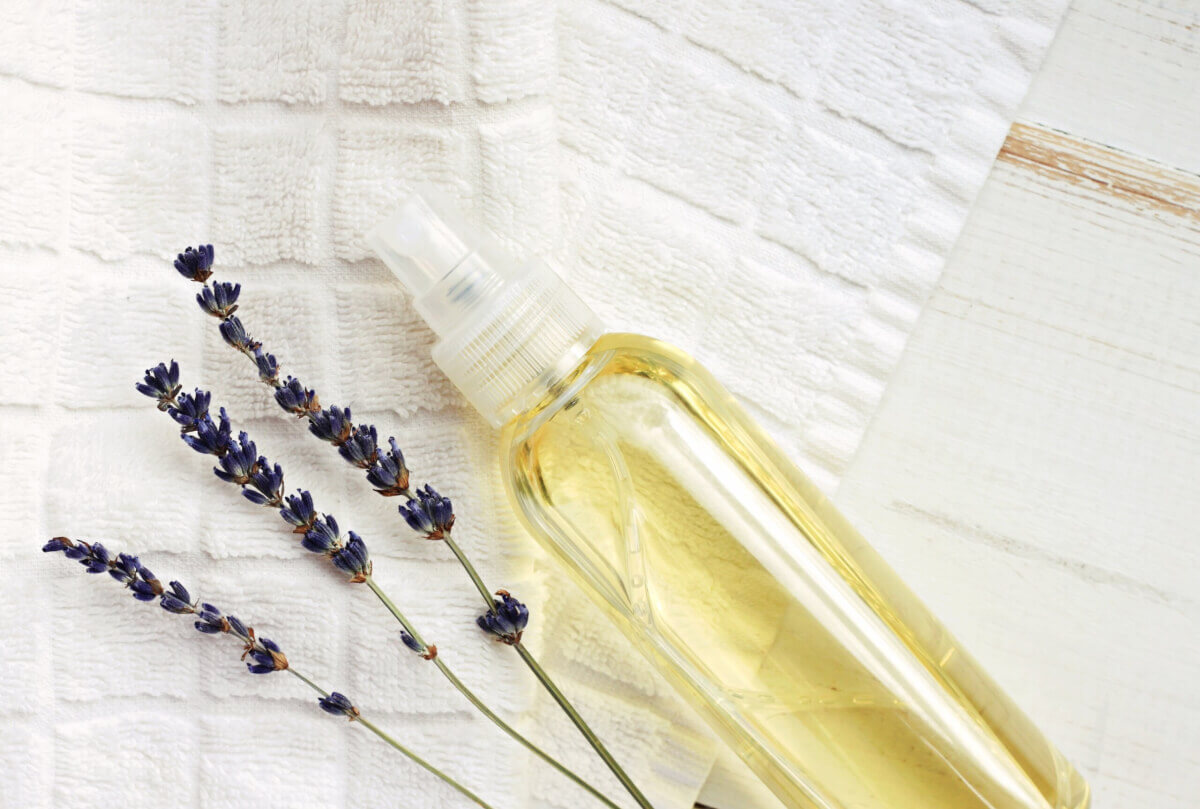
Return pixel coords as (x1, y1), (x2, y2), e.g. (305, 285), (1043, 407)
(366, 194), (603, 427)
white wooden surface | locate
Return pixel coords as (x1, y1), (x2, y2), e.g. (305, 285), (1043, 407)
(830, 1), (1200, 807)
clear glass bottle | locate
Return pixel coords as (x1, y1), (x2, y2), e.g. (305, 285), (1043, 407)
(368, 195), (1091, 809)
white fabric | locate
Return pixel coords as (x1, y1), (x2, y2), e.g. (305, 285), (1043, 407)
(0, 1), (1067, 807)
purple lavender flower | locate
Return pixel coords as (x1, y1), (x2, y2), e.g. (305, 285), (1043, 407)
(302, 515), (341, 554)
(366, 437), (410, 497)
(183, 408), (233, 456)
(228, 615), (248, 637)
(398, 485), (455, 540)
(169, 388), (211, 431)
(214, 432), (259, 484)
(197, 281), (241, 318)
(160, 580), (195, 614)
(174, 245), (214, 282)
(244, 462), (285, 507)
(108, 553), (162, 602)
(309, 406), (352, 445)
(477, 590), (529, 645)
(275, 376), (318, 417)
(246, 637), (287, 674)
(400, 630), (437, 661)
(136, 360), (182, 411)
(318, 692), (360, 719)
(280, 490), (317, 534)
(195, 603), (230, 634)
(331, 532), (371, 582)
(107, 552), (140, 585)
(65, 538), (109, 573)
(338, 424), (379, 468)
(219, 315), (260, 354)
(43, 538), (163, 601)
(253, 349), (280, 385)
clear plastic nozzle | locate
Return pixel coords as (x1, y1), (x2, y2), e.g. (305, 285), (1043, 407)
(366, 193), (603, 426)
(366, 195), (473, 298)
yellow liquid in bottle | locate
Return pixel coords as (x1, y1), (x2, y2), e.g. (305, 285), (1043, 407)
(503, 334), (1089, 809)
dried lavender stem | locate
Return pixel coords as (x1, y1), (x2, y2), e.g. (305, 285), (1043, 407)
(443, 533), (498, 608)
(364, 577), (624, 809)
(288, 669), (496, 809)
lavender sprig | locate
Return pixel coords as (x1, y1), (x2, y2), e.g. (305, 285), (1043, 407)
(136, 370), (374, 584)
(44, 537), (286, 674)
(166, 249), (648, 809)
(44, 538), (492, 808)
(136, 366), (619, 809)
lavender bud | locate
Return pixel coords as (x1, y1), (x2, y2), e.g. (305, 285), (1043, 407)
(318, 692), (359, 719)
(280, 490), (317, 533)
(174, 244), (214, 282)
(338, 424), (378, 468)
(477, 590), (529, 645)
(135, 361), (182, 411)
(274, 376), (318, 417)
(398, 485), (455, 540)
(366, 437), (410, 497)
(196, 281), (240, 318)
(218, 315), (260, 354)
(213, 433), (259, 485)
(168, 388), (211, 431)
(330, 532), (371, 582)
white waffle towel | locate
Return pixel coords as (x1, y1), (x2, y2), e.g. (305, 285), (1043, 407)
(0, 1), (1067, 807)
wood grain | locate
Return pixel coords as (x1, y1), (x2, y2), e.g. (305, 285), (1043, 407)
(1000, 122), (1200, 224)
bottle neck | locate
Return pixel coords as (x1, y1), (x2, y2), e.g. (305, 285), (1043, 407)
(427, 258), (604, 428)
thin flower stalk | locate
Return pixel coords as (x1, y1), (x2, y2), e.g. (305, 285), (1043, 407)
(42, 537), (494, 809)
(136, 366), (621, 809)
(172, 247), (654, 809)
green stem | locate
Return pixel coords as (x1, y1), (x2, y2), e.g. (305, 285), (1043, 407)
(287, 669), (496, 809)
(514, 642), (654, 809)
(443, 534), (498, 608)
(443, 533), (654, 809)
(364, 576), (624, 809)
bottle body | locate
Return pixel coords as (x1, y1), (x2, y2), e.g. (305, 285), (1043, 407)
(501, 333), (1089, 809)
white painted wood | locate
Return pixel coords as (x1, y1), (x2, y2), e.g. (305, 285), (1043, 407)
(827, 2), (1200, 808)
(1020, 0), (1200, 174)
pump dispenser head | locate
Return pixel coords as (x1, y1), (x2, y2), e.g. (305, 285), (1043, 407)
(367, 194), (603, 427)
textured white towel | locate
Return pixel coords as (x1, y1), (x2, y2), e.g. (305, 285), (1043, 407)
(0, 1), (1067, 808)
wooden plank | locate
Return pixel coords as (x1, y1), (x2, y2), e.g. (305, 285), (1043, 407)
(1020, 0), (1200, 173)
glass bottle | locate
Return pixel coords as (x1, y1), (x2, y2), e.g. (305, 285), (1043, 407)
(368, 195), (1090, 809)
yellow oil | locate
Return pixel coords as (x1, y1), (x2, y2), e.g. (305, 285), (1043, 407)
(503, 334), (1089, 809)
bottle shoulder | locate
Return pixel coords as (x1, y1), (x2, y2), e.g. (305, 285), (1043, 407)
(499, 332), (728, 441)
(587, 332), (703, 373)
